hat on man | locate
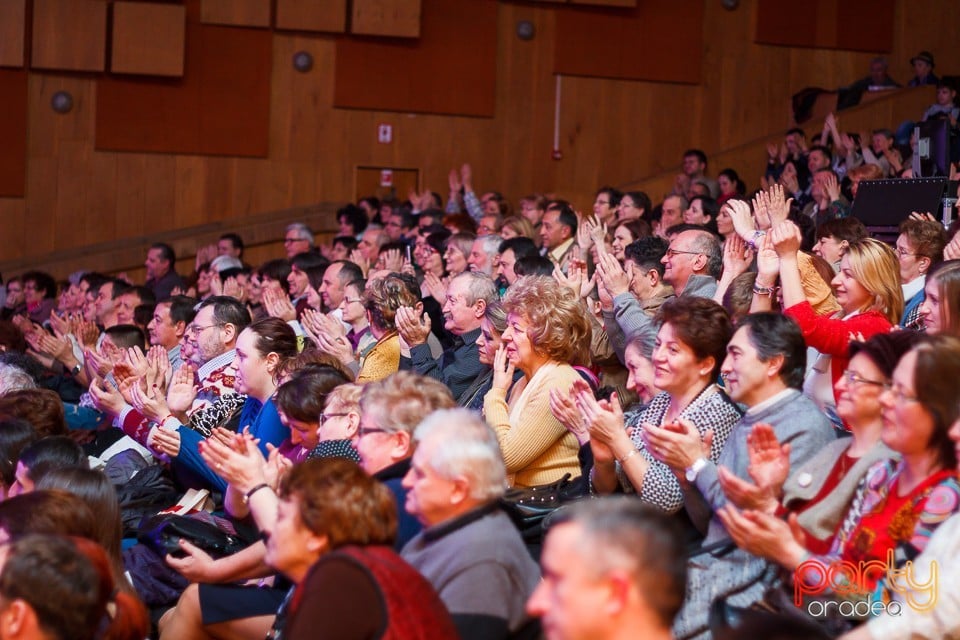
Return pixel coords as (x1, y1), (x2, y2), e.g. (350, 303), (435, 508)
(910, 51), (935, 68)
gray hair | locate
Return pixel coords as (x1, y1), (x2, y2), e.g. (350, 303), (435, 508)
(451, 271), (498, 307)
(688, 230), (722, 279)
(0, 364), (37, 396)
(413, 409), (506, 501)
(477, 234), (502, 259)
(285, 222), (315, 247)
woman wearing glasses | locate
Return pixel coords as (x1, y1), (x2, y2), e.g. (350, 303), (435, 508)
(719, 332), (921, 556)
(719, 335), (960, 619)
(895, 219), (947, 329)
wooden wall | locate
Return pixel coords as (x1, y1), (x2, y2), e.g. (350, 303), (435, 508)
(1, 0), (959, 280)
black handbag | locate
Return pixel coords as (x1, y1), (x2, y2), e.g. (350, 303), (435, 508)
(138, 513), (250, 559)
(499, 473), (588, 544)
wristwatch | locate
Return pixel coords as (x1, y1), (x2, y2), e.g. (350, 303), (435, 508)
(685, 458), (708, 482)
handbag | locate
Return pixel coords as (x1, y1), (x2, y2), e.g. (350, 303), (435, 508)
(138, 513), (250, 559)
(499, 473), (588, 544)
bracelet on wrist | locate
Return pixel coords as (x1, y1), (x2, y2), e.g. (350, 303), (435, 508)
(243, 483), (271, 505)
(752, 284), (776, 296)
(617, 448), (639, 464)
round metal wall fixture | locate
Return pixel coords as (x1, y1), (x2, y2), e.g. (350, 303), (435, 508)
(292, 51), (314, 73)
(51, 90), (73, 114)
(516, 20), (535, 41)
(721, 0), (739, 9)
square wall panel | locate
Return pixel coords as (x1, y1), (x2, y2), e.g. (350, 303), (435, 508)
(111, 2), (186, 77)
(32, 0), (107, 71)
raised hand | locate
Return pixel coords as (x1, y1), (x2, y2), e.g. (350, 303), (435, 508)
(770, 220), (803, 260)
(593, 250), (630, 298)
(166, 363), (198, 415)
(349, 250), (370, 278)
(491, 344), (516, 393)
(460, 163), (473, 191)
(822, 172), (841, 203)
(380, 248), (404, 273)
(746, 423), (792, 497)
(130, 381), (171, 423)
(549, 387), (589, 446)
(88, 377), (126, 416)
(727, 198), (757, 242)
(394, 306), (431, 347)
(755, 233), (780, 284)
(766, 183), (793, 226)
(422, 271), (447, 303)
(721, 235), (754, 282)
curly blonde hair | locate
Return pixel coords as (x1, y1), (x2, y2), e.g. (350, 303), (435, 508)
(363, 274), (419, 332)
(502, 276), (592, 365)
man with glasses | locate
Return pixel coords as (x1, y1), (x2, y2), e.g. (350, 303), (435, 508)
(283, 222), (315, 259)
(660, 228), (721, 298)
(111, 296), (251, 445)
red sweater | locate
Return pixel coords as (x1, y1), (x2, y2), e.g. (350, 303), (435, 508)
(784, 301), (892, 394)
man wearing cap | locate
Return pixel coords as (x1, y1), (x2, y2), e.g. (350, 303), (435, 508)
(908, 50), (938, 87)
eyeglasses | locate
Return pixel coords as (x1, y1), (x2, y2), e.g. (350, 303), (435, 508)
(894, 248), (918, 258)
(666, 249), (702, 258)
(319, 412), (349, 424)
(883, 382), (920, 404)
(283, 237), (306, 244)
(358, 426), (390, 437)
(842, 370), (886, 388)
(186, 323), (221, 337)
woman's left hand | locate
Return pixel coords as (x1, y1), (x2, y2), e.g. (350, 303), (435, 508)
(491, 344), (516, 393)
(199, 428), (269, 494)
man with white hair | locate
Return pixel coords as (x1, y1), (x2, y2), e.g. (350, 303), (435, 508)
(467, 234), (501, 277)
(401, 409), (540, 640)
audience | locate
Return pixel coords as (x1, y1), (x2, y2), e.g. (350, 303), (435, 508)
(7, 89), (960, 640)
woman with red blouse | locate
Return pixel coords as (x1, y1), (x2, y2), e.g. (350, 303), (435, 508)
(756, 222), (903, 419)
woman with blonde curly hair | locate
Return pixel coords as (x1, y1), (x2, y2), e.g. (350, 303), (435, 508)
(485, 276), (591, 486)
(355, 274), (419, 383)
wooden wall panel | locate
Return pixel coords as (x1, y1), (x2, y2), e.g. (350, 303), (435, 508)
(756, 0), (895, 53)
(335, 0), (496, 116)
(351, 0), (421, 38)
(5, 0), (960, 281)
(97, 21), (271, 156)
(554, 0), (702, 83)
(31, 0), (107, 71)
(0, 0), (26, 68)
(111, 2), (186, 77)
(0, 70), (27, 197)
(200, 0), (270, 27)
(275, 0), (346, 33)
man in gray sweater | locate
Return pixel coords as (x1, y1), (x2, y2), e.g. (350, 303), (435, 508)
(400, 409), (540, 640)
(644, 313), (836, 639)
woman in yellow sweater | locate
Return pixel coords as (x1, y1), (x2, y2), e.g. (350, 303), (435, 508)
(485, 276), (591, 487)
